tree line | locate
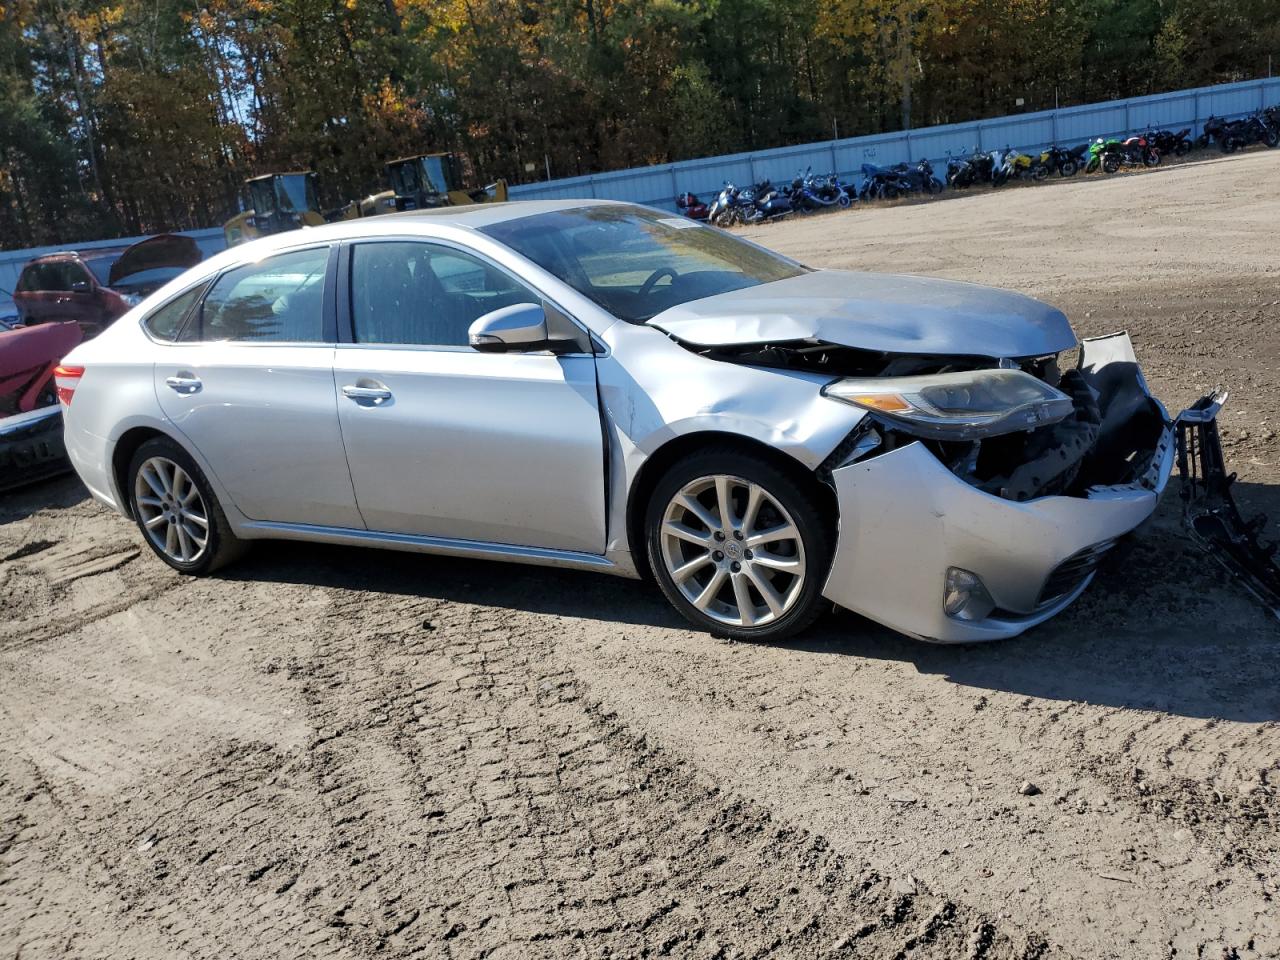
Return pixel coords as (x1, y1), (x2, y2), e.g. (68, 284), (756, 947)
(1, 0), (1276, 249)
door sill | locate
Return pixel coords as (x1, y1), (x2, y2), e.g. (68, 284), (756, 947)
(236, 519), (616, 572)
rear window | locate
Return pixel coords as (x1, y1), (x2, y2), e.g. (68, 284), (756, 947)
(143, 283), (207, 341)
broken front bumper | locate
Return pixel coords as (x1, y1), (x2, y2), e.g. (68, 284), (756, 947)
(819, 331), (1183, 642)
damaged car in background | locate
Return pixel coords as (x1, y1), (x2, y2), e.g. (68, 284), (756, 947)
(55, 201), (1277, 643)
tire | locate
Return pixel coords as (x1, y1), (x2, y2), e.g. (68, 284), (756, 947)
(1175, 141), (1192, 157)
(1059, 160), (1078, 177)
(1265, 130), (1279, 149)
(1102, 155), (1121, 174)
(1222, 139), (1237, 154)
(1144, 151), (1161, 167)
(1032, 165), (1049, 182)
(127, 435), (246, 574)
(644, 447), (834, 642)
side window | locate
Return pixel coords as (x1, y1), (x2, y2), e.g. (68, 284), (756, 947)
(194, 246), (329, 343)
(37, 263), (69, 292)
(63, 263), (92, 291)
(349, 241), (539, 347)
(16, 266), (37, 292)
(143, 283), (207, 341)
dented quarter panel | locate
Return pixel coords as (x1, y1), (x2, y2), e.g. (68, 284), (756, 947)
(647, 270), (1079, 359)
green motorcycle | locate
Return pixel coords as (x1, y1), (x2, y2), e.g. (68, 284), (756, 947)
(1084, 138), (1123, 174)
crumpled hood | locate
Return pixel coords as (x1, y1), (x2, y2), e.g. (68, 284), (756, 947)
(647, 270), (1077, 358)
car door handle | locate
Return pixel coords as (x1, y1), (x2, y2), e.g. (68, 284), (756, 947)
(341, 384), (393, 403)
(165, 375), (202, 394)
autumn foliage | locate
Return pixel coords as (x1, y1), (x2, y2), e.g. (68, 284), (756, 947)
(1, 0), (1276, 247)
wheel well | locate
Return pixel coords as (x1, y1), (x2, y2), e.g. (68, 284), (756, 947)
(111, 426), (169, 518)
(624, 431), (837, 581)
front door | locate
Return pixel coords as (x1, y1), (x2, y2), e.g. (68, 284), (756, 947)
(333, 239), (607, 553)
(153, 244), (363, 529)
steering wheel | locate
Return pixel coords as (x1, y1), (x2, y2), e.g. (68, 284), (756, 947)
(638, 267), (678, 298)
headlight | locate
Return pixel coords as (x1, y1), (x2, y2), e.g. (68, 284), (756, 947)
(821, 368), (1073, 440)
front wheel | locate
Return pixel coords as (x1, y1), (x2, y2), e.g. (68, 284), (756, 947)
(1265, 130), (1279, 149)
(645, 449), (834, 642)
(1102, 155), (1121, 174)
(128, 436), (246, 574)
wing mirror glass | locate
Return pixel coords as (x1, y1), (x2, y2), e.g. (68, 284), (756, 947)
(70, 280), (91, 293)
(468, 302), (549, 352)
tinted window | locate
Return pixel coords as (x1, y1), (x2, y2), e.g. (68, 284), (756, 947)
(350, 241), (536, 347)
(481, 205), (806, 322)
(16, 265), (38, 292)
(63, 262), (93, 290)
(144, 284), (206, 341)
(195, 247), (329, 342)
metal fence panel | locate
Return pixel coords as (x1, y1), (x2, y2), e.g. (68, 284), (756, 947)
(507, 77), (1279, 212)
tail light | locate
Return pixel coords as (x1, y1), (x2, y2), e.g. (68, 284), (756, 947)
(54, 365), (84, 406)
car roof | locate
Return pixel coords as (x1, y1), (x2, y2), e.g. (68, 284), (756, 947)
(26, 249), (126, 266)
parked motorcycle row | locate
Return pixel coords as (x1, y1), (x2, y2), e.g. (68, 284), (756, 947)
(679, 109), (1280, 227)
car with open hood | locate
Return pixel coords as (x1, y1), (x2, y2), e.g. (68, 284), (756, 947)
(14, 233), (202, 337)
(55, 200), (1221, 642)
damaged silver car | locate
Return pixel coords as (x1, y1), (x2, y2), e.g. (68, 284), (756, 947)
(59, 200), (1262, 643)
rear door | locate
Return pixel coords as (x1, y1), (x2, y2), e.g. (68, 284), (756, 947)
(152, 244), (363, 529)
(333, 238), (606, 553)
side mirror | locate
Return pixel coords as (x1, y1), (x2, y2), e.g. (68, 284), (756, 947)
(70, 280), (90, 293)
(468, 302), (549, 352)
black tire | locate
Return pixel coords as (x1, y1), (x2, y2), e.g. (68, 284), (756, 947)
(1102, 155), (1121, 174)
(1265, 130), (1279, 149)
(1175, 141), (1192, 157)
(644, 446), (834, 642)
(1032, 165), (1049, 181)
(127, 435), (246, 574)
(1059, 160), (1078, 177)
(1145, 151), (1161, 167)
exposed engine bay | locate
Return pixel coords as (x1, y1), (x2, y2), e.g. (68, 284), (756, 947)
(700, 333), (1171, 503)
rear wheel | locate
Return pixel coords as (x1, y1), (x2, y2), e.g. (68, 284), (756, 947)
(128, 436), (246, 574)
(1102, 155), (1121, 174)
(1059, 160), (1078, 177)
(1265, 129), (1279, 148)
(645, 448), (834, 642)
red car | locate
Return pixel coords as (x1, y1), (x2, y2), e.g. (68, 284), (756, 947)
(13, 234), (203, 338)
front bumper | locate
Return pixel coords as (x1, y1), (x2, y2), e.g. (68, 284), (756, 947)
(820, 331), (1182, 642)
(821, 439), (1169, 641)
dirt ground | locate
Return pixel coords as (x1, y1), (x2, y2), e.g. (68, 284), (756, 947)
(3, 150), (1278, 960)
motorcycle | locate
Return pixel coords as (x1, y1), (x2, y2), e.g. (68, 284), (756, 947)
(1143, 128), (1193, 158)
(1000, 148), (1050, 182)
(1120, 134), (1161, 167)
(737, 179), (793, 223)
(891, 158), (944, 194)
(675, 191), (709, 220)
(1200, 114), (1279, 153)
(946, 148), (994, 188)
(0, 320), (82, 492)
(1043, 144), (1087, 177)
(708, 181), (745, 226)
(1084, 138), (1123, 174)
(858, 163), (918, 200)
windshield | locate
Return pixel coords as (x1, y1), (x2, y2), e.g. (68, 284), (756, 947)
(276, 175), (316, 213)
(481, 205), (807, 322)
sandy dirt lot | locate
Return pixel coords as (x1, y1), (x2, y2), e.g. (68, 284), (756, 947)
(2, 151), (1278, 960)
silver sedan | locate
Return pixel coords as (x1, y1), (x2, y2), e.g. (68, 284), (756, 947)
(58, 200), (1182, 642)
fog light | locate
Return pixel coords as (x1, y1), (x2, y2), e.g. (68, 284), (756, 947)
(944, 567), (996, 621)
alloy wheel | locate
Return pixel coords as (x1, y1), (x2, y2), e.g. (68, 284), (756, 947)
(658, 474), (806, 628)
(134, 456), (209, 564)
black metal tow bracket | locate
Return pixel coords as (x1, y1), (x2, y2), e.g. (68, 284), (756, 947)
(1175, 391), (1280, 620)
